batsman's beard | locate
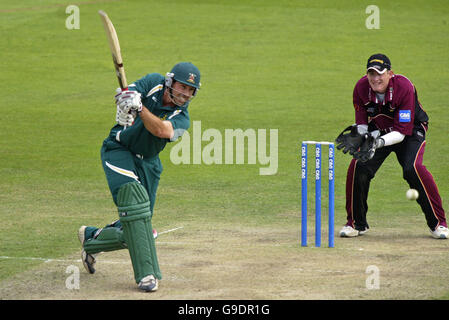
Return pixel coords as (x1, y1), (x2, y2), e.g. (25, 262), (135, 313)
(168, 87), (193, 107)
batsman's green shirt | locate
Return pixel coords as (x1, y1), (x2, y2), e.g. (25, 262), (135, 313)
(109, 73), (190, 159)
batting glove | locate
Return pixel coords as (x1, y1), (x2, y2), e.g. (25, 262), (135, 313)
(116, 105), (135, 126)
(115, 88), (142, 113)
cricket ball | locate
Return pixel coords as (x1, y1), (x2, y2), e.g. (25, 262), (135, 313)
(406, 189), (419, 200)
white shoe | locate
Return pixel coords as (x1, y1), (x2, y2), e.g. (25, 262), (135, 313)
(81, 250), (97, 274)
(153, 229), (158, 239)
(430, 226), (449, 239)
(359, 227), (369, 235)
(78, 226), (97, 274)
(339, 225), (369, 237)
(138, 275), (158, 292)
(340, 226), (359, 237)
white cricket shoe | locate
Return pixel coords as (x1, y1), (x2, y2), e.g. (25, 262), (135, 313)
(430, 226), (449, 239)
(339, 225), (368, 237)
(138, 275), (159, 292)
(359, 227), (369, 235)
(340, 226), (359, 237)
(78, 226), (97, 274)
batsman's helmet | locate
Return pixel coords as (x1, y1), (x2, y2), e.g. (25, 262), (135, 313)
(165, 62), (201, 93)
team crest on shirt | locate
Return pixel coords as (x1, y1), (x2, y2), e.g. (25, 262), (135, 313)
(399, 110), (411, 122)
(187, 73), (196, 84)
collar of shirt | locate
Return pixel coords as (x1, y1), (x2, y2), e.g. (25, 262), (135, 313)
(368, 75), (394, 105)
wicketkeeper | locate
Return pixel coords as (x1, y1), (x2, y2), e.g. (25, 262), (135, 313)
(335, 54), (448, 239)
(78, 62), (201, 292)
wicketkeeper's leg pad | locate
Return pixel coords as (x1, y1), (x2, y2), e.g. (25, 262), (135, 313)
(117, 182), (161, 283)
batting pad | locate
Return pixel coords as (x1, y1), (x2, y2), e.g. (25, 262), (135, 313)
(117, 182), (161, 283)
(83, 227), (127, 254)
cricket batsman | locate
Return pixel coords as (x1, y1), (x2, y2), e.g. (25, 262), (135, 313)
(335, 54), (448, 239)
(78, 62), (201, 292)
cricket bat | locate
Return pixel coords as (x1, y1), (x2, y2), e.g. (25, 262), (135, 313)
(98, 10), (128, 89)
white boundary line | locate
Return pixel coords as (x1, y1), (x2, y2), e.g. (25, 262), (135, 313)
(0, 256), (79, 263)
(0, 256), (130, 264)
(0, 226), (184, 264)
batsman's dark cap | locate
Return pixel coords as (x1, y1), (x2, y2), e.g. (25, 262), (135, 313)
(366, 53), (391, 74)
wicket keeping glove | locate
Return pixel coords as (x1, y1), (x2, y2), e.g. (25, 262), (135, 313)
(353, 132), (385, 162)
(335, 124), (365, 155)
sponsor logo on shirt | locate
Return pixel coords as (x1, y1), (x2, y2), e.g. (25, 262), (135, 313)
(399, 110), (411, 123)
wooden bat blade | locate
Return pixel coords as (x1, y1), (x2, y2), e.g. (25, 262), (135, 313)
(98, 10), (128, 89)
